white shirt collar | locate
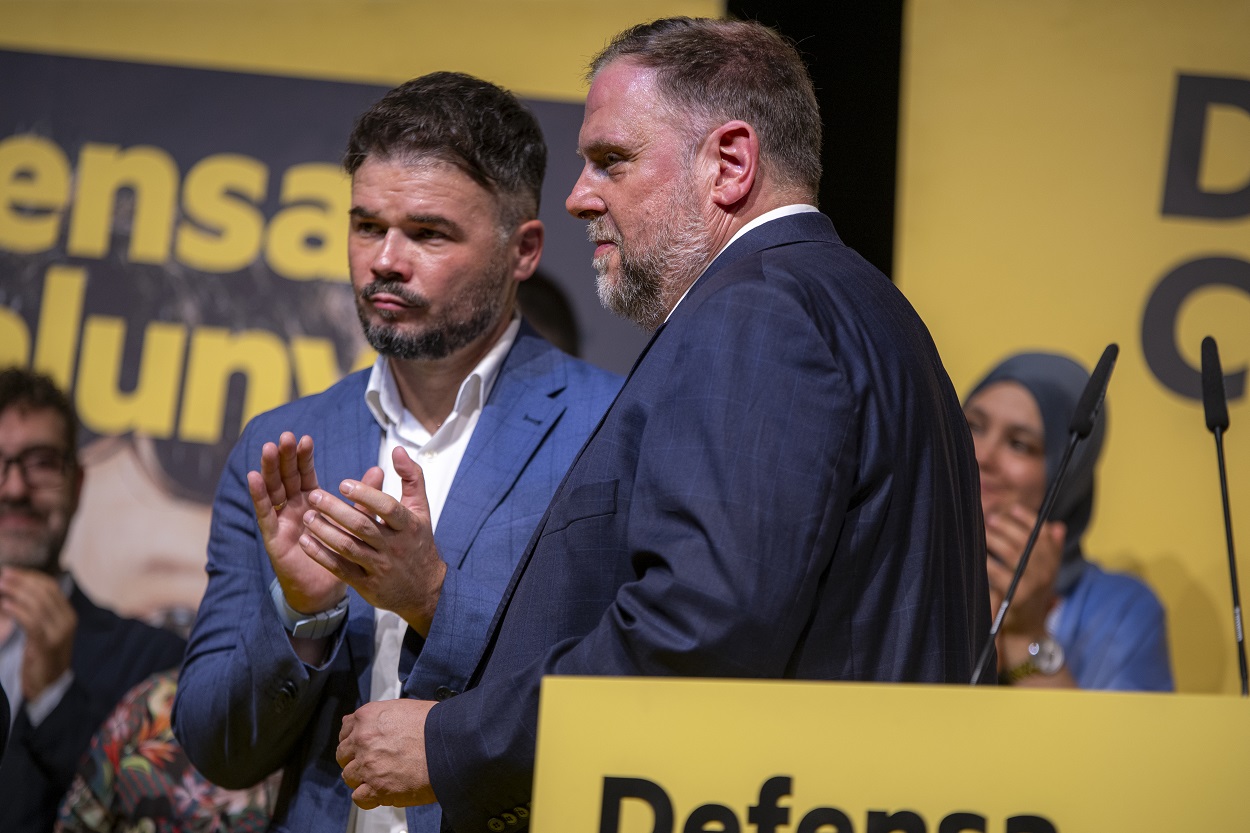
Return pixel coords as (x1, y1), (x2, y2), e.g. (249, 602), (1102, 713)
(364, 314), (520, 436)
(665, 204), (819, 322)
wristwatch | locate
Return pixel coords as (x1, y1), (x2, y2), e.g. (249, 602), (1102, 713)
(270, 578), (349, 639)
(1002, 636), (1065, 684)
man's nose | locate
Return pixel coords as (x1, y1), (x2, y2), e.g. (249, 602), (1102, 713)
(0, 460), (31, 498)
(566, 168), (605, 220)
(371, 229), (409, 278)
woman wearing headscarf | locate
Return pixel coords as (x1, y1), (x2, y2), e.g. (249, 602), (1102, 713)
(963, 352), (1173, 690)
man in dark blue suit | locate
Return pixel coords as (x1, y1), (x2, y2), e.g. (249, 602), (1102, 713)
(172, 73), (620, 833)
(0, 368), (186, 833)
(334, 19), (990, 831)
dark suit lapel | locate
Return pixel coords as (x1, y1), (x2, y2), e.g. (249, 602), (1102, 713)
(466, 324), (678, 686)
(468, 212), (842, 685)
(434, 330), (567, 568)
(677, 210), (839, 317)
(484, 316), (662, 597)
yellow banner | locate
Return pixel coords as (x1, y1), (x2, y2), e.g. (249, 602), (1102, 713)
(0, 1), (719, 622)
(897, 0), (1250, 693)
(533, 676), (1247, 832)
(0, 0), (722, 100)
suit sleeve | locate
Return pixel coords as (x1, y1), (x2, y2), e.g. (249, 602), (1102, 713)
(172, 416), (351, 789)
(401, 567), (506, 701)
(428, 279), (858, 828)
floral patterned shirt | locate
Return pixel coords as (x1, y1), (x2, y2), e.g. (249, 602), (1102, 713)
(56, 670), (279, 833)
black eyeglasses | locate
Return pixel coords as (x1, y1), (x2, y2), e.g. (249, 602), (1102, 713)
(0, 446), (72, 490)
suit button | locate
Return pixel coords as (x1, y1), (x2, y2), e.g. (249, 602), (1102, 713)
(434, 686), (458, 701)
(487, 818), (505, 832)
(274, 679), (298, 712)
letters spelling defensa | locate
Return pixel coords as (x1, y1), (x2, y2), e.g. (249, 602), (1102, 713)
(0, 133), (351, 280)
(597, 776), (1058, 833)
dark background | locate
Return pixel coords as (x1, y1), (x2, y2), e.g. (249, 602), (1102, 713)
(728, 1), (904, 278)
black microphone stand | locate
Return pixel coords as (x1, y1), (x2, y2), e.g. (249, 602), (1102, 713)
(1212, 423), (1247, 696)
(1202, 336), (1247, 696)
(970, 432), (1080, 686)
(969, 344), (1118, 686)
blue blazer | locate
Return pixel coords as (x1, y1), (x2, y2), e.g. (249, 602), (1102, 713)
(425, 213), (991, 832)
(0, 584), (185, 833)
(173, 327), (620, 833)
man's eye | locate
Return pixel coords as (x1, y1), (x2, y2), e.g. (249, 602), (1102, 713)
(21, 448), (64, 472)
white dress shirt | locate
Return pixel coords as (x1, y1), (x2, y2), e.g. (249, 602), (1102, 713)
(350, 316), (519, 833)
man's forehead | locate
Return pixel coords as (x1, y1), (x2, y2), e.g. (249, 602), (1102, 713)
(584, 59), (660, 115)
(350, 156), (493, 208)
(577, 63), (672, 153)
(0, 405), (69, 446)
(351, 153), (468, 187)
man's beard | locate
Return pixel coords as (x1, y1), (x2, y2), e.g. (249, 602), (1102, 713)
(356, 252), (510, 361)
(589, 186), (715, 332)
(0, 501), (63, 573)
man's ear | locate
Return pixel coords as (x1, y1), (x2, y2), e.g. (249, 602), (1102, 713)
(510, 219), (545, 281)
(705, 120), (758, 208)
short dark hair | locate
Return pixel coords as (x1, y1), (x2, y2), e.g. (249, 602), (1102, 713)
(590, 17), (822, 197)
(343, 71), (547, 231)
(0, 367), (79, 465)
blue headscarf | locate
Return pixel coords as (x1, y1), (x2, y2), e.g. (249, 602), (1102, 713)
(965, 352), (1107, 596)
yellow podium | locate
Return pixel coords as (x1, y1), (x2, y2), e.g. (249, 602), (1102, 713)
(532, 677), (1248, 832)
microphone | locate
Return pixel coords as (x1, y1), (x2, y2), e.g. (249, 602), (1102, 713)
(1070, 343), (1118, 438)
(1203, 336), (1230, 432)
(970, 344), (1119, 685)
(1201, 336), (1247, 696)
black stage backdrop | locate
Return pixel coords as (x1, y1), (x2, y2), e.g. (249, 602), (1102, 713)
(729, 1), (904, 278)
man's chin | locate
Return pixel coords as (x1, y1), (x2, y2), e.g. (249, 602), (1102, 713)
(0, 540), (57, 572)
(595, 275), (634, 323)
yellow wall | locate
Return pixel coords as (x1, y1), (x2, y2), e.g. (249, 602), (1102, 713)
(0, 0), (721, 99)
(898, 0), (1250, 693)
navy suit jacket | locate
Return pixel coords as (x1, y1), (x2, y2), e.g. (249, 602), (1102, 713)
(426, 213), (991, 832)
(0, 684), (8, 758)
(0, 583), (186, 833)
(172, 326), (620, 833)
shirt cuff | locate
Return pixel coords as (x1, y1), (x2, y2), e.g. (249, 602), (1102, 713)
(24, 669), (73, 727)
(269, 577), (348, 640)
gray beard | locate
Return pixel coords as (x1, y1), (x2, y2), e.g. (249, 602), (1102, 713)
(589, 198), (713, 332)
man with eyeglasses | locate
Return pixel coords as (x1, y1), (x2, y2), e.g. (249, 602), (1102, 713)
(0, 367), (186, 833)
